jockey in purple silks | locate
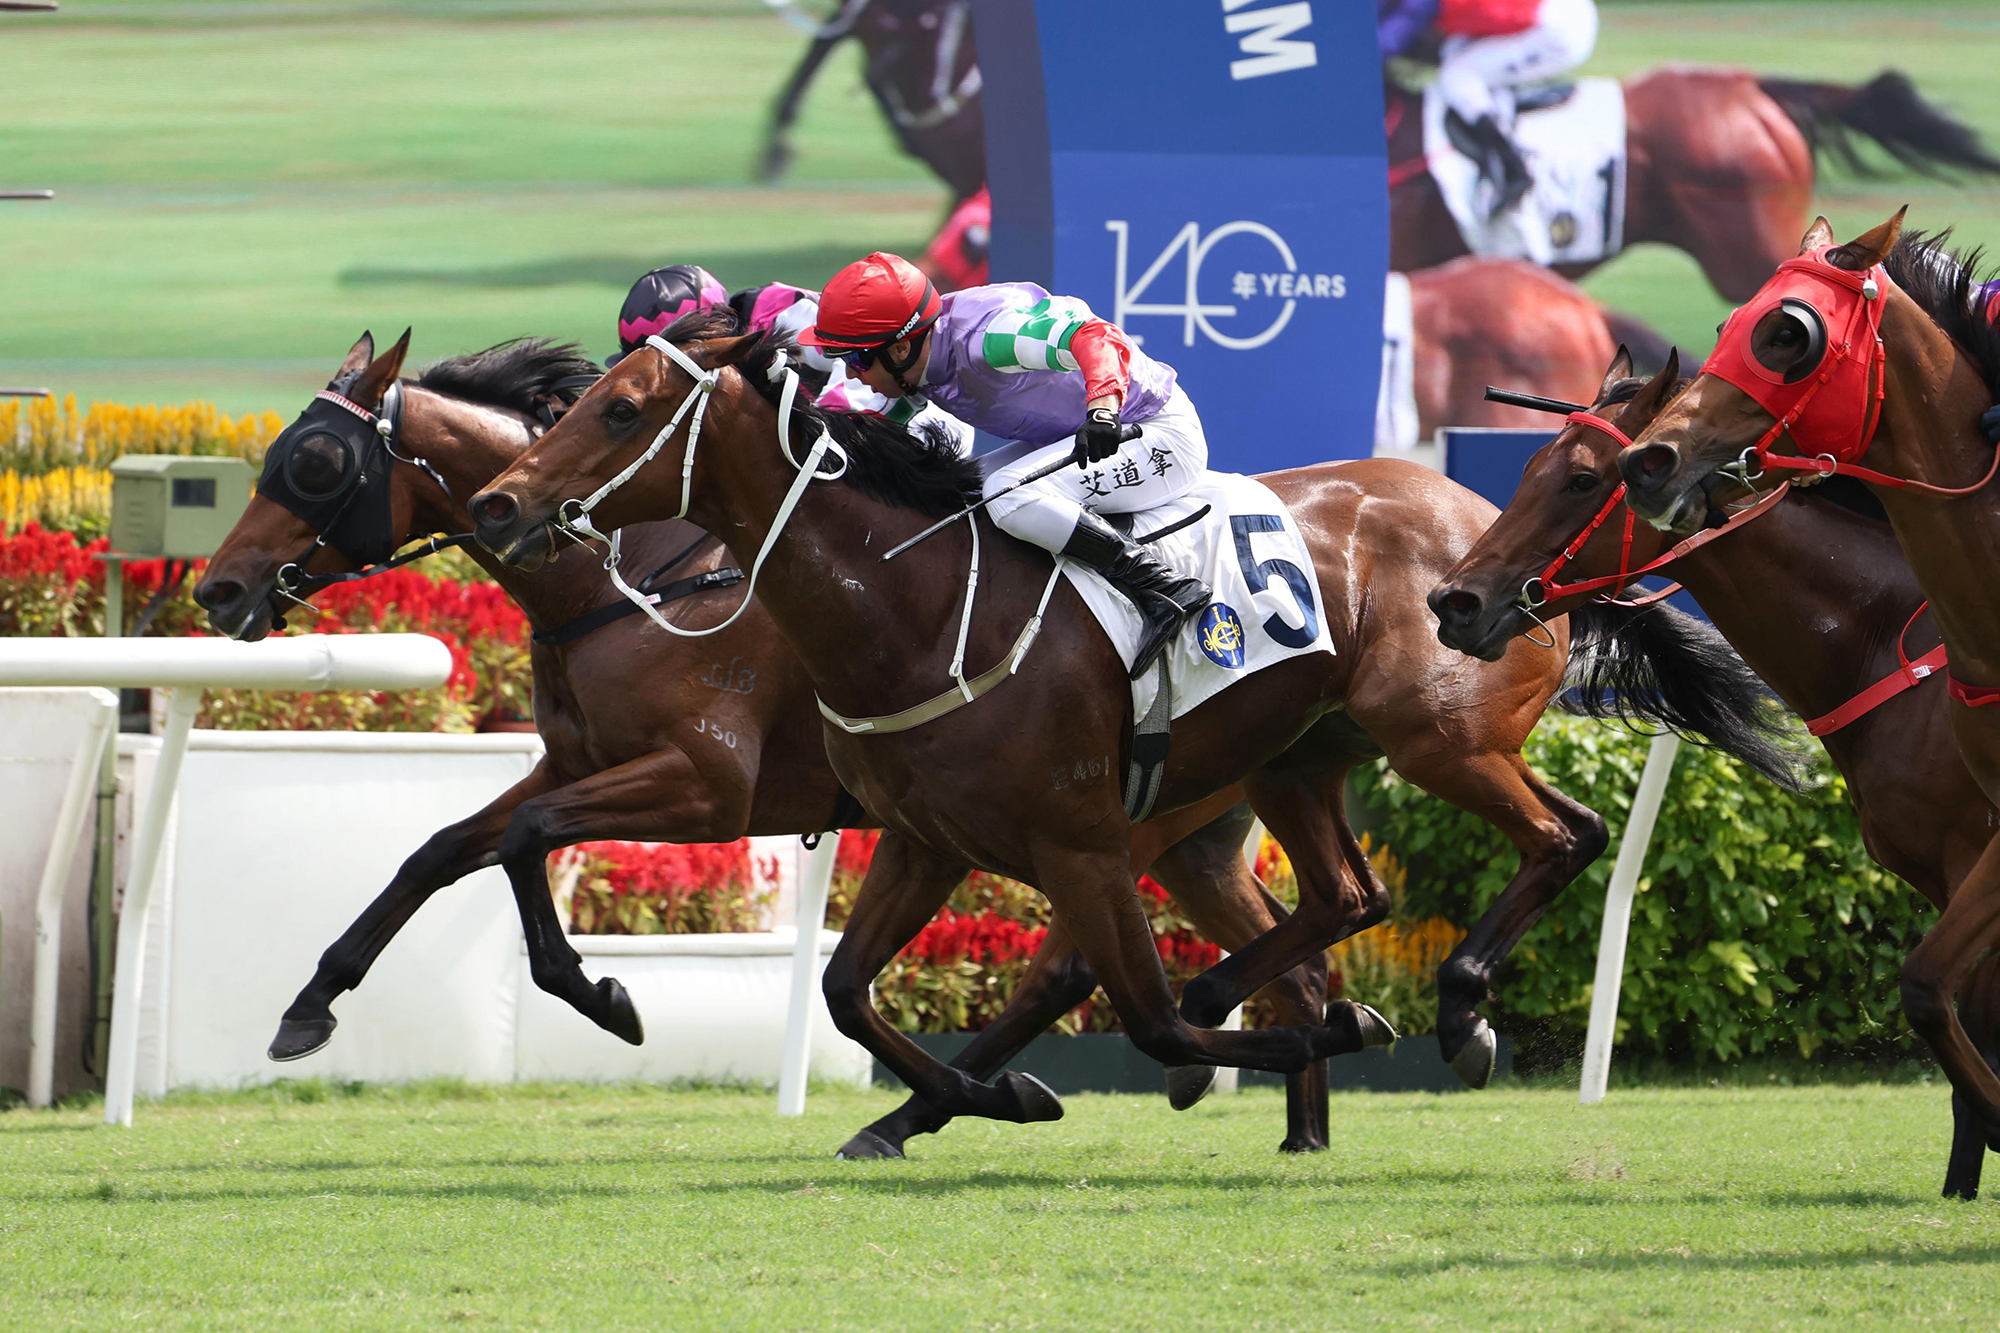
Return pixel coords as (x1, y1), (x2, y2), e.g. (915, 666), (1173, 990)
(799, 251), (1212, 678)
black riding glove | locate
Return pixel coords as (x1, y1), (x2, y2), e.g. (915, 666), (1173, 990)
(1073, 408), (1141, 468)
(1983, 404), (2000, 445)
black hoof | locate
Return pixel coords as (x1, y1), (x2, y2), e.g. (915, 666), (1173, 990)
(998, 1070), (1064, 1123)
(1279, 1135), (1328, 1155)
(1348, 1001), (1398, 1049)
(268, 1016), (336, 1063)
(593, 976), (644, 1046)
(1165, 1064), (1218, 1111)
(834, 1128), (906, 1160)
(1445, 1020), (1497, 1088)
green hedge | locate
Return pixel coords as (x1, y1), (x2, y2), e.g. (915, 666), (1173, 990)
(1353, 713), (1933, 1065)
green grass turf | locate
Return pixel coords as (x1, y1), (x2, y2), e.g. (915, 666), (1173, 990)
(1, 2), (1997, 415)
(3, 1081), (1997, 1330)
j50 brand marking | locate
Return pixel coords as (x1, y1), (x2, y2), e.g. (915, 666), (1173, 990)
(1052, 756), (1112, 790)
(700, 656), (757, 694)
(695, 717), (738, 748)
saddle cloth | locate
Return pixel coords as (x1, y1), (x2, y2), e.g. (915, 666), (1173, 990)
(1376, 271), (1419, 453)
(1061, 472), (1336, 726)
(1422, 77), (1627, 266)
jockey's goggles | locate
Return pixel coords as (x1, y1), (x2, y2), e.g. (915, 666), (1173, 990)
(834, 346), (882, 371)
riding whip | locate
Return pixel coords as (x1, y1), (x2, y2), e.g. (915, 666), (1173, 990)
(878, 454), (1075, 562)
(1483, 386), (1591, 416)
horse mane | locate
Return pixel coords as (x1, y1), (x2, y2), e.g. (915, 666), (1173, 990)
(711, 330), (983, 519)
(1882, 228), (2000, 400)
(1561, 600), (1810, 791)
(416, 337), (602, 417)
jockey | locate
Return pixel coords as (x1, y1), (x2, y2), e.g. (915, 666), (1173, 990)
(606, 264), (730, 367)
(1379, 0), (1599, 218)
(798, 251), (1211, 678)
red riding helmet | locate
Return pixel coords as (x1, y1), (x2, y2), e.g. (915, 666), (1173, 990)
(798, 252), (943, 352)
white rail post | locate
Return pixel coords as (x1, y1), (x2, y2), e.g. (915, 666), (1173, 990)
(777, 833), (839, 1115)
(1578, 731), (1680, 1105)
(103, 686), (202, 1127)
(27, 688), (118, 1108)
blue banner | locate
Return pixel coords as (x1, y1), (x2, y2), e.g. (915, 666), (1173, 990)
(972, 0), (1387, 474)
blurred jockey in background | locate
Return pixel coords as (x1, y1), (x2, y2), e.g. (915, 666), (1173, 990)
(1379, 0), (1599, 217)
(799, 251), (1211, 677)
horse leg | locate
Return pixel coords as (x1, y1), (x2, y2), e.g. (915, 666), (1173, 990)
(1032, 844), (1384, 1089)
(822, 832), (1066, 1138)
(495, 745), (757, 1044)
(1902, 840), (2000, 1154)
(1394, 746), (1607, 1088)
(1942, 952), (2000, 1199)
(759, 32), (843, 182)
(1146, 801), (1332, 1153)
(836, 917), (1100, 1160)
(270, 761), (559, 1060)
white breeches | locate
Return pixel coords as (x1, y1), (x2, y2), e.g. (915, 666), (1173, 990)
(981, 386), (1208, 552)
(1437, 0), (1598, 127)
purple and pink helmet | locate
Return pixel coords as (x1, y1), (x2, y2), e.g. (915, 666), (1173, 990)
(608, 264), (730, 366)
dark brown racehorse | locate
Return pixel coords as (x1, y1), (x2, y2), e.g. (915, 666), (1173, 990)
(1617, 216), (2000, 1171)
(194, 331), (1344, 1155)
(465, 311), (1790, 1121)
(1389, 69), (2000, 301)
(760, 0), (984, 201)
(1430, 350), (2000, 1199)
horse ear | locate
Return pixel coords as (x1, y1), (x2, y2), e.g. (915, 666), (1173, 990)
(1629, 347), (1681, 419)
(349, 327), (411, 409)
(338, 331), (375, 379)
(1799, 216), (1836, 253)
(703, 331), (769, 371)
(1828, 206), (1908, 272)
(1596, 345), (1635, 401)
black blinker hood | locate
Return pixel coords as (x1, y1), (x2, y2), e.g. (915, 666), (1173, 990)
(256, 376), (405, 568)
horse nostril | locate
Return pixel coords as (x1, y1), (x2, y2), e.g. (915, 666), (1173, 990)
(1430, 588), (1482, 626)
(193, 577), (243, 613)
(471, 491), (518, 531)
(1632, 444), (1679, 482)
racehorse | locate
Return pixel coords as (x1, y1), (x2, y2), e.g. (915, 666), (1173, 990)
(1429, 350), (2000, 1199)
(466, 310), (1791, 1120)
(1615, 215), (2000, 1169)
(760, 0), (983, 201)
(1389, 68), (2000, 301)
(192, 331), (1339, 1155)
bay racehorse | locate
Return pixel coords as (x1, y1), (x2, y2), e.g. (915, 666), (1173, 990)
(1390, 68), (2000, 301)
(1429, 349), (2000, 1199)
(466, 310), (1792, 1122)
(192, 331), (1340, 1155)
(1616, 215), (2000, 1169)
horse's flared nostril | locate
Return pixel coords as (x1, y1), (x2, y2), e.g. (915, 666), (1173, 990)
(470, 490), (519, 535)
(192, 577), (243, 614)
(1428, 586), (1483, 628)
(1624, 444), (1681, 490)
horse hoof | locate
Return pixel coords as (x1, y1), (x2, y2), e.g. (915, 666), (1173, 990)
(268, 1016), (336, 1063)
(1165, 1064), (1218, 1111)
(1279, 1135), (1328, 1155)
(1447, 1021), (1497, 1089)
(1351, 1002), (1399, 1049)
(998, 1071), (1064, 1123)
(834, 1128), (906, 1160)
(595, 976), (645, 1046)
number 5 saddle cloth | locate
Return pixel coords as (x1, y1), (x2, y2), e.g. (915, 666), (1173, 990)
(1061, 471), (1336, 728)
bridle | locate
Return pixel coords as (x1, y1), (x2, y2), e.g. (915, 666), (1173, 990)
(551, 334), (850, 640)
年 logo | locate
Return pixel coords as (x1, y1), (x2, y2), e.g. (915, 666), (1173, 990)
(1106, 219), (1345, 352)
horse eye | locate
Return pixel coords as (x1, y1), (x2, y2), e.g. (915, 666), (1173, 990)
(605, 398), (640, 424)
(286, 434), (349, 497)
(1565, 472), (1601, 495)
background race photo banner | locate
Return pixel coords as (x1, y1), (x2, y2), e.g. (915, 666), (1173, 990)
(972, 0), (1388, 472)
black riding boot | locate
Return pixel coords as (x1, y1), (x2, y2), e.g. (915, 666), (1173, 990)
(1061, 511), (1211, 680)
(1466, 114), (1533, 218)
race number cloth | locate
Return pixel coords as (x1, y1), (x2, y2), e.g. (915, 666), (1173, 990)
(1422, 78), (1627, 266)
(1376, 272), (1419, 453)
(1060, 472), (1335, 724)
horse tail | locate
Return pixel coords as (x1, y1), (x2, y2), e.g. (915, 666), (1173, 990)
(1597, 309), (1687, 377)
(1760, 71), (2000, 179)
(1559, 600), (1811, 792)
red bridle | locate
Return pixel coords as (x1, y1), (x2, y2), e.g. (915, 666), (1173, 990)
(1521, 410), (1791, 612)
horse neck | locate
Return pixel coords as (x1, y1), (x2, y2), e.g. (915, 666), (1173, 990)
(1857, 298), (2000, 679)
(687, 397), (997, 715)
(403, 388), (685, 635)
(1669, 496), (1925, 727)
